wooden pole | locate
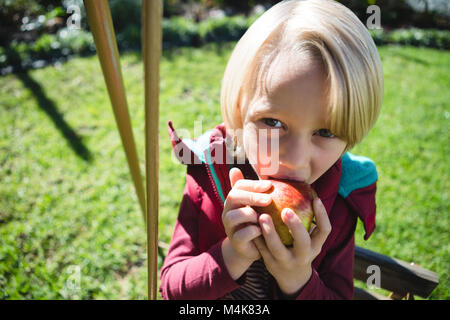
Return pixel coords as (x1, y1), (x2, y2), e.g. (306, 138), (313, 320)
(83, 0), (147, 222)
(142, 0), (162, 300)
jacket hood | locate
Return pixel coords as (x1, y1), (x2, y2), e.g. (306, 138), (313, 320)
(167, 120), (377, 240)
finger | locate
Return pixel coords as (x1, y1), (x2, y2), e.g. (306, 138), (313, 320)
(281, 208), (311, 257)
(232, 224), (262, 244)
(233, 178), (273, 193)
(259, 214), (291, 262)
(224, 189), (272, 211)
(223, 206), (259, 233)
(310, 198), (332, 256)
(253, 236), (275, 265)
(229, 166), (273, 193)
(229, 167), (244, 188)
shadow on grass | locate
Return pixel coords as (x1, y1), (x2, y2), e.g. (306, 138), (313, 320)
(15, 71), (93, 162)
(5, 40), (237, 164)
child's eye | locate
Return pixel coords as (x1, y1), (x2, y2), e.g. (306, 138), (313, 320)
(315, 129), (336, 138)
(262, 118), (284, 129)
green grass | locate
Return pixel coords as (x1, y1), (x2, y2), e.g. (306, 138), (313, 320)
(0, 43), (448, 299)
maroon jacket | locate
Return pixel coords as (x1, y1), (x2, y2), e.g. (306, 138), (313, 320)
(160, 121), (378, 300)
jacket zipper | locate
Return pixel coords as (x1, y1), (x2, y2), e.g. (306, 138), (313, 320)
(203, 150), (225, 210)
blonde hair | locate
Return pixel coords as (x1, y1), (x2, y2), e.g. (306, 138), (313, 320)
(220, 0), (384, 156)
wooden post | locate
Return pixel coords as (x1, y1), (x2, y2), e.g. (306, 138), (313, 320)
(83, 0), (147, 222)
(142, 0), (162, 300)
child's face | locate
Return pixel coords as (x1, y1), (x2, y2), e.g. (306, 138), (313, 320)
(242, 52), (347, 184)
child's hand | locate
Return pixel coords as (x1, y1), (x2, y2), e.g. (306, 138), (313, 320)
(221, 167), (273, 280)
(253, 197), (332, 296)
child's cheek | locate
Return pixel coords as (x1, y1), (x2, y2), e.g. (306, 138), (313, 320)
(243, 126), (259, 166)
(244, 125), (281, 176)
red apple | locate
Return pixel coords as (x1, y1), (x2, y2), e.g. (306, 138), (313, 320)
(252, 179), (317, 246)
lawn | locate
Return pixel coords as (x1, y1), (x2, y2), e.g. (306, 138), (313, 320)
(0, 43), (448, 299)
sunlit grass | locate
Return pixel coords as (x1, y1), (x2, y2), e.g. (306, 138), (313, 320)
(0, 43), (448, 299)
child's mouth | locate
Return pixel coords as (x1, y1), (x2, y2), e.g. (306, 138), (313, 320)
(268, 176), (306, 183)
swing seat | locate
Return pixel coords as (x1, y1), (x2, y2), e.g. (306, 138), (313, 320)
(352, 245), (439, 300)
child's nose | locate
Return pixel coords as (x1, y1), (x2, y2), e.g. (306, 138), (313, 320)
(282, 136), (311, 170)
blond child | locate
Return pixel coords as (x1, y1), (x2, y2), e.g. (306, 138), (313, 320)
(161, 0), (383, 299)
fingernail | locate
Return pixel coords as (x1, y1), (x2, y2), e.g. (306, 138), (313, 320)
(283, 208), (294, 220)
(261, 218), (270, 232)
